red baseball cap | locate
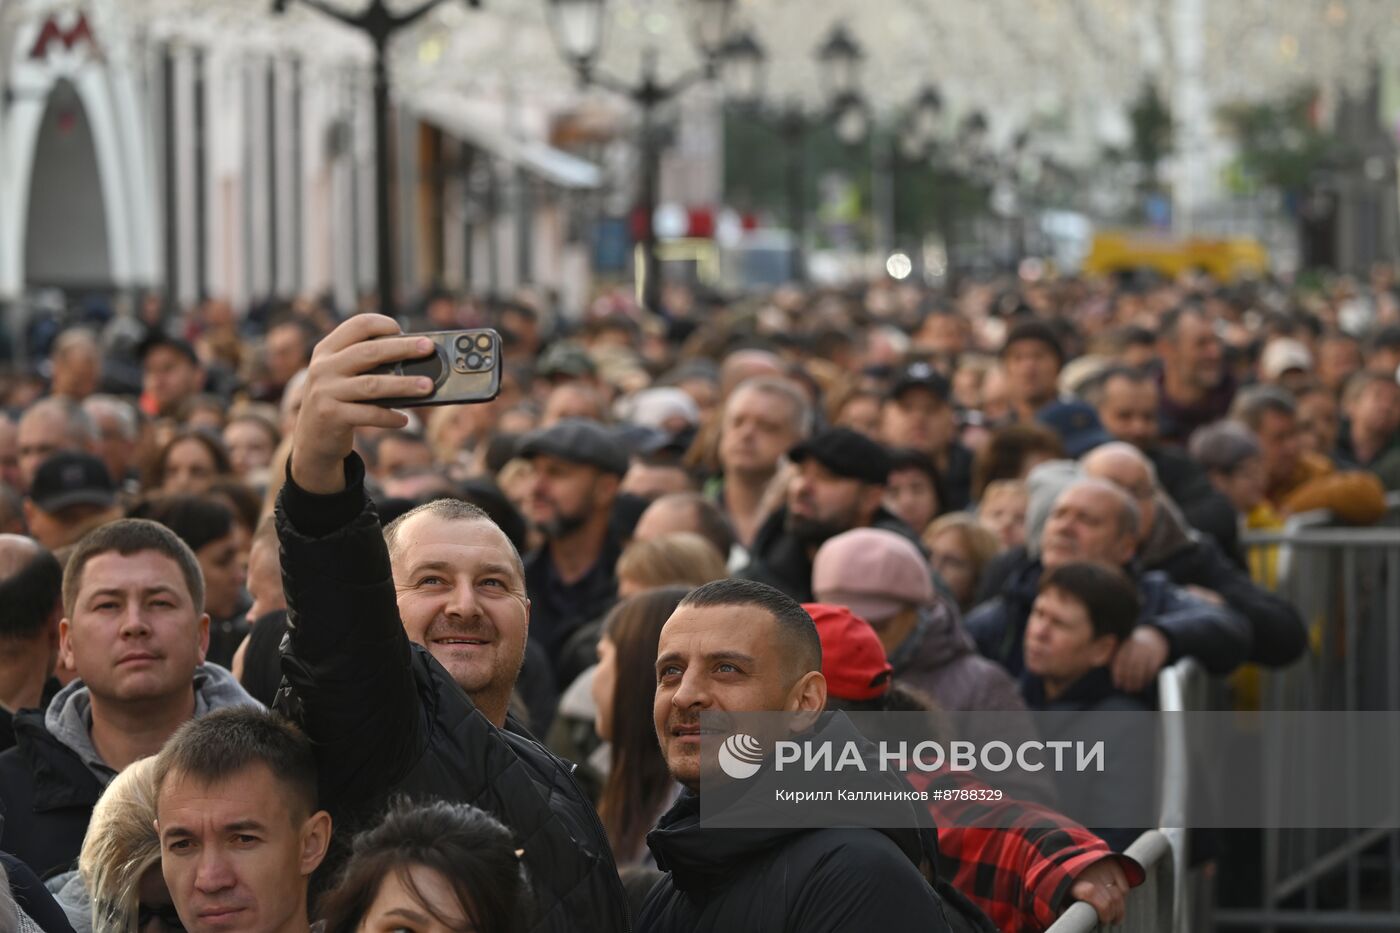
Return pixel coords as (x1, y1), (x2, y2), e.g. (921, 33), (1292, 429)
(802, 603), (893, 702)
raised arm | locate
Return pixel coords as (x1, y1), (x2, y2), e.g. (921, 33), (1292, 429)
(276, 315), (437, 816)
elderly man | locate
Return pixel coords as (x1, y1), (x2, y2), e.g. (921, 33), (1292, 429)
(16, 397), (97, 492)
(965, 478), (1250, 690)
(82, 395), (141, 491)
(711, 376), (812, 548)
(1085, 366), (1237, 553)
(1081, 442), (1306, 667)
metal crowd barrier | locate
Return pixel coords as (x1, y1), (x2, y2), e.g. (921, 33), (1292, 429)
(1213, 513), (1400, 932)
(1043, 659), (1203, 933)
(1045, 830), (1177, 933)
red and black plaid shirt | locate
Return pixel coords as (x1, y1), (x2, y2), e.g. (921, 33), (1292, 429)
(907, 769), (1145, 933)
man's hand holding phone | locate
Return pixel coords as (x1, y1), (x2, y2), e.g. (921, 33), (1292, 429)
(291, 314), (436, 495)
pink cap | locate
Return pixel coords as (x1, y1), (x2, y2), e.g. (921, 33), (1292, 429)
(811, 528), (934, 623)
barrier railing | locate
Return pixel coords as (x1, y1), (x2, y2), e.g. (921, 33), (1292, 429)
(1045, 830), (1176, 933)
(1213, 518), (1400, 931)
(1043, 659), (1203, 933)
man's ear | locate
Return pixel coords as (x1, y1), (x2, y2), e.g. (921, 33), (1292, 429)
(196, 613), (210, 664)
(788, 670), (828, 725)
(58, 618), (76, 672)
(300, 810), (333, 876)
(1114, 533), (1137, 566)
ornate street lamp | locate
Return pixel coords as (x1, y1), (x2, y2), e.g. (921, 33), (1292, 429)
(717, 28), (765, 108)
(815, 22), (863, 101)
(545, 0), (738, 312)
(271, 0), (483, 316)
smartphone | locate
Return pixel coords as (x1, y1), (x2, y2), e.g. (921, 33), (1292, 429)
(370, 328), (502, 408)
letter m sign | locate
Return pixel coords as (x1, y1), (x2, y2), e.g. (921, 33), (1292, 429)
(29, 13), (99, 61)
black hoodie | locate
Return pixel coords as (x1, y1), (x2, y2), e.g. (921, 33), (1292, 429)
(637, 712), (993, 933)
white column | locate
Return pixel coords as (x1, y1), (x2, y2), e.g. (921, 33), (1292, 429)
(272, 57), (296, 297)
(354, 74), (375, 297)
(245, 58), (271, 300)
(1171, 0), (1208, 236)
(173, 45), (198, 305)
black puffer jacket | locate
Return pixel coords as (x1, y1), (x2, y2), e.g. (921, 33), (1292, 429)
(275, 455), (630, 933)
(1143, 532), (1307, 668)
(638, 713), (992, 933)
(0, 714), (99, 880)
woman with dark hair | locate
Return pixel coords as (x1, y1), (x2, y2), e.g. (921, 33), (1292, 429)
(318, 798), (531, 933)
(145, 429), (233, 495)
(591, 586), (690, 867)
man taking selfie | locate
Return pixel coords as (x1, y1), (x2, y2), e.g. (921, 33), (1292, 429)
(274, 314), (629, 933)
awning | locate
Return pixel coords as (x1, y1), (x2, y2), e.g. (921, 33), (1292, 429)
(405, 90), (602, 191)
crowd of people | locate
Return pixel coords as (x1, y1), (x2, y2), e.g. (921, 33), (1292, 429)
(0, 266), (1395, 931)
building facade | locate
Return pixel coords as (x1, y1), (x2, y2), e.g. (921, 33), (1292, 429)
(0, 0), (601, 317)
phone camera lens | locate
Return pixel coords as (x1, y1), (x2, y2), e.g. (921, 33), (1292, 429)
(465, 353), (483, 370)
(455, 335), (475, 354)
(475, 335), (492, 350)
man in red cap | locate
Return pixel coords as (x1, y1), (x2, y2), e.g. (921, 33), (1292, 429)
(804, 602), (1141, 933)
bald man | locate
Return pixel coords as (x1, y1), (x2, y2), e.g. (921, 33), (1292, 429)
(1081, 444), (1306, 668)
(0, 537), (63, 750)
(719, 349), (786, 398)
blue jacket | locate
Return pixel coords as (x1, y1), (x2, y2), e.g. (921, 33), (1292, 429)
(965, 558), (1251, 682)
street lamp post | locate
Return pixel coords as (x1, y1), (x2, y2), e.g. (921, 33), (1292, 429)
(717, 29), (822, 283)
(271, 0), (481, 316)
(546, 0), (736, 313)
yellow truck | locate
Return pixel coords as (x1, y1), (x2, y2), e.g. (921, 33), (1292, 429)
(1083, 229), (1269, 282)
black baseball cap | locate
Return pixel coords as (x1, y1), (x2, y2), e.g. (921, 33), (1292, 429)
(29, 452), (116, 513)
(1000, 318), (1065, 364)
(137, 331), (199, 366)
(517, 419), (630, 476)
(788, 428), (893, 485)
(887, 361), (951, 404)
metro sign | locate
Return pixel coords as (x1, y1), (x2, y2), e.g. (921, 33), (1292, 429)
(29, 12), (99, 61)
